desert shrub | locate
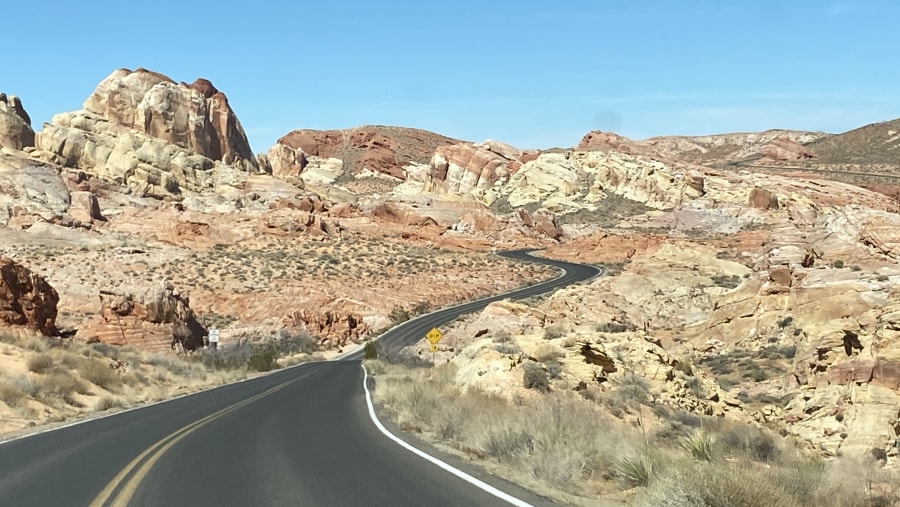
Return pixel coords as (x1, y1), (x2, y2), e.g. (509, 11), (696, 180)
(275, 329), (319, 355)
(596, 321), (635, 333)
(682, 432), (721, 462)
(389, 306), (411, 324)
(674, 359), (694, 376)
(247, 345), (279, 372)
(546, 362), (563, 379)
(851, 265), (861, 272)
(832, 259), (845, 268)
(523, 362), (549, 392)
(0, 383), (26, 407)
(640, 461), (796, 507)
(615, 453), (659, 487)
(719, 423), (780, 463)
(534, 343), (565, 363)
(778, 316), (794, 328)
(363, 341), (379, 360)
(411, 301), (431, 316)
(78, 358), (123, 391)
(492, 330), (512, 343)
(543, 324), (565, 340)
(36, 371), (86, 405)
(27, 353), (55, 374)
(494, 342), (522, 355)
(94, 395), (123, 411)
(711, 274), (742, 288)
(89, 343), (120, 359)
(877, 274), (890, 282)
(23, 337), (49, 352)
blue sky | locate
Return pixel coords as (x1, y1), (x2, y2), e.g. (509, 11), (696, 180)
(4, 1), (898, 152)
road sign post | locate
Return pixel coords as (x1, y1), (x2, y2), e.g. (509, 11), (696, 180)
(208, 329), (220, 351)
(425, 328), (442, 365)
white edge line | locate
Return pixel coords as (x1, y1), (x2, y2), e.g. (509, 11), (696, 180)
(361, 363), (536, 507)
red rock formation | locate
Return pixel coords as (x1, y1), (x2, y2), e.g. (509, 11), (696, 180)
(577, 130), (642, 155)
(273, 126), (461, 179)
(0, 258), (59, 335)
(429, 141), (531, 194)
(83, 68), (257, 171)
(77, 281), (207, 352)
(284, 308), (369, 345)
(762, 138), (816, 161)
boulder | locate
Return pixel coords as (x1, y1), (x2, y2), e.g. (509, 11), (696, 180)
(749, 187), (779, 210)
(0, 93), (34, 150)
(68, 191), (106, 223)
(0, 258), (59, 335)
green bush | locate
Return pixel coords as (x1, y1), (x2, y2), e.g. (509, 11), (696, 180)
(247, 346), (278, 372)
(832, 259), (845, 268)
(363, 341), (379, 360)
(389, 306), (411, 324)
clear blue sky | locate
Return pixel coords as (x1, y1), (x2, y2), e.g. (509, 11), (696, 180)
(4, 1), (898, 152)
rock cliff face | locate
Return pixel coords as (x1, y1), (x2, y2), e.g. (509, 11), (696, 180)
(0, 258), (59, 336)
(0, 93), (34, 150)
(424, 140), (537, 195)
(77, 281), (207, 352)
(34, 68), (257, 198)
(683, 207), (900, 460)
(0, 153), (71, 228)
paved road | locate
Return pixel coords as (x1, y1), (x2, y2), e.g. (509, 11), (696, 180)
(0, 250), (599, 507)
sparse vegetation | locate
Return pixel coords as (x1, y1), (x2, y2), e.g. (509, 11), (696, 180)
(372, 360), (900, 505)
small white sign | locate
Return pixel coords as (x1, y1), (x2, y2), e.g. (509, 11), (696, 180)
(208, 329), (220, 343)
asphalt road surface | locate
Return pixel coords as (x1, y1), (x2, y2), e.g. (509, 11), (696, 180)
(0, 250), (599, 507)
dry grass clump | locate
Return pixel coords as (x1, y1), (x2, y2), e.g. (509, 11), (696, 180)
(370, 359), (900, 506)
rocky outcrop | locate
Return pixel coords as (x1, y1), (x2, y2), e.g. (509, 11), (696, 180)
(681, 207), (900, 461)
(426, 140), (532, 195)
(284, 308), (369, 346)
(0, 258), (59, 336)
(34, 68), (257, 198)
(83, 69), (256, 169)
(0, 93), (34, 150)
(577, 130), (642, 155)
(271, 126), (460, 180)
(498, 150), (704, 212)
(762, 138), (815, 161)
(77, 281), (207, 352)
(0, 153), (71, 228)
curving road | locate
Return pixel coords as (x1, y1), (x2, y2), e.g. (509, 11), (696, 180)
(0, 250), (599, 507)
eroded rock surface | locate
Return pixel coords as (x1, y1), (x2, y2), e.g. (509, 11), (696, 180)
(34, 68), (257, 198)
(0, 258), (59, 335)
(77, 281), (207, 352)
(0, 93), (34, 150)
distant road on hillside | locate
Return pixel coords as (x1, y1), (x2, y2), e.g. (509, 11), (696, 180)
(0, 250), (599, 507)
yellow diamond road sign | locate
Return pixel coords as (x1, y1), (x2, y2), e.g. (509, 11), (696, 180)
(426, 327), (442, 344)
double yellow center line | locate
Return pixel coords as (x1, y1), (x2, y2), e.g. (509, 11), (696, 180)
(90, 372), (310, 507)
